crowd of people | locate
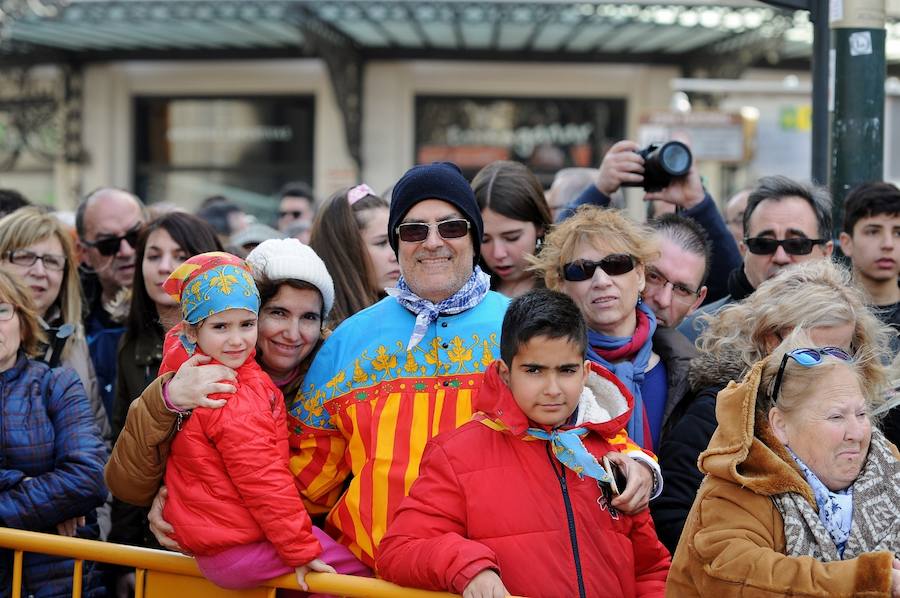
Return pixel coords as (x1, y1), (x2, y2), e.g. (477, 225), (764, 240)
(0, 145), (899, 598)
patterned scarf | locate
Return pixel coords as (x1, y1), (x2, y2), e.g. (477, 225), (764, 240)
(786, 447), (853, 554)
(527, 427), (613, 484)
(386, 266), (491, 351)
(773, 430), (900, 561)
(585, 301), (657, 448)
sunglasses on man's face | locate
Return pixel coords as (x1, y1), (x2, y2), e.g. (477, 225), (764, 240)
(771, 346), (852, 402)
(561, 253), (635, 282)
(744, 236), (827, 256)
(278, 210), (305, 219)
(83, 224), (141, 257)
(395, 219), (470, 243)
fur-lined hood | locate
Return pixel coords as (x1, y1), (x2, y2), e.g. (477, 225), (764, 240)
(475, 360), (633, 439)
(687, 344), (747, 392)
(699, 357), (816, 506)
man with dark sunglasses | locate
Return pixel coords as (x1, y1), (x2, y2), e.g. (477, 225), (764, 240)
(275, 181), (315, 241)
(679, 175), (833, 343)
(76, 187), (147, 422)
(290, 162), (660, 568)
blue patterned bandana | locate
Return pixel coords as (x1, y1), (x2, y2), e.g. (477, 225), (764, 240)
(787, 447), (854, 554)
(527, 427), (613, 484)
(386, 266), (490, 351)
(163, 251), (260, 355)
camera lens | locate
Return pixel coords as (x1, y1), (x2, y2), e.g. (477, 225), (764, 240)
(659, 142), (691, 176)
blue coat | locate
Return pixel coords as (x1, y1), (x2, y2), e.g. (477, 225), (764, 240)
(0, 353), (108, 598)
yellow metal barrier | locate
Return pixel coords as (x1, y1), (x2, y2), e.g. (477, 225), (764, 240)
(0, 527), (466, 598)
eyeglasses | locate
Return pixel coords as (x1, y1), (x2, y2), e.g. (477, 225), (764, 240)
(395, 219), (470, 243)
(4, 250), (67, 272)
(278, 210), (306, 219)
(82, 224), (141, 257)
(644, 267), (700, 303)
(561, 254), (635, 282)
(771, 346), (852, 401)
(744, 237), (827, 256)
(0, 302), (14, 321)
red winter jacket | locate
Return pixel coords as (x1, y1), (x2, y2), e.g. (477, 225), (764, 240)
(160, 340), (321, 566)
(377, 361), (670, 597)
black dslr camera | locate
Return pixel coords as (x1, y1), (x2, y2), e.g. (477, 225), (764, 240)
(621, 141), (692, 192)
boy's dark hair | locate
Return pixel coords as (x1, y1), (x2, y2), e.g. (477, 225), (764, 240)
(500, 288), (587, 365)
(842, 181), (900, 234)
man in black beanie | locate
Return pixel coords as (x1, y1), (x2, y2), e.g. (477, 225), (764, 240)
(288, 161), (657, 570)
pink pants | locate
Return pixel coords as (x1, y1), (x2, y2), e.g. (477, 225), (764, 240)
(195, 526), (372, 596)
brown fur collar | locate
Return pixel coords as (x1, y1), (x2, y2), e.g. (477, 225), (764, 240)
(698, 358), (816, 506)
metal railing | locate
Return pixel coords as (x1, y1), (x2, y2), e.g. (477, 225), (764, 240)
(0, 527), (462, 598)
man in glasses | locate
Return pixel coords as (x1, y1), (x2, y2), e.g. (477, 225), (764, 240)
(290, 162), (659, 568)
(644, 214), (711, 330)
(76, 187), (147, 421)
(679, 175), (833, 343)
(276, 181), (316, 241)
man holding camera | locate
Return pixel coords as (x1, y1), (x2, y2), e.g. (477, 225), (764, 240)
(559, 139), (741, 310)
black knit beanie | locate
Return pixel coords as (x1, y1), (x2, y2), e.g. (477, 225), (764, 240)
(388, 162), (483, 261)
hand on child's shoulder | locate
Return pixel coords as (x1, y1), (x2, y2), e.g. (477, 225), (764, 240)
(463, 569), (508, 598)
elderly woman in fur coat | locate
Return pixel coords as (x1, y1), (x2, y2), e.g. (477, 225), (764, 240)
(667, 331), (900, 597)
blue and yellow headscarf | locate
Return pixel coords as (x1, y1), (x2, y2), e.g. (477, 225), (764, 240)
(162, 251), (259, 355)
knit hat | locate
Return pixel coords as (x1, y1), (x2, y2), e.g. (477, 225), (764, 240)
(245, 238), (335, 318)
(387, 162), (483, 261)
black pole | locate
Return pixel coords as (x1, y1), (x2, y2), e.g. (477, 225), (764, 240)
(809, 0), (830, 185)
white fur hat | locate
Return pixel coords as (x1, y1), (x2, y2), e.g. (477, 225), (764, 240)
(246, 238), (335, 317)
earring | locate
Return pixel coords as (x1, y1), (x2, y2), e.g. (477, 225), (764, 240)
(535, 237), (543, 252)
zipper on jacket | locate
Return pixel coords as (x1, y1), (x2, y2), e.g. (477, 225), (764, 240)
(546, 442), (587, 598)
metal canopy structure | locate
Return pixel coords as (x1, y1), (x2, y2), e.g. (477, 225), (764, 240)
(0, 0), (856, 72)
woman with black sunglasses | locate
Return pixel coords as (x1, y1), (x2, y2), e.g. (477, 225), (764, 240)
(532, 205), (694, 462)
(667, 329), (900, 596)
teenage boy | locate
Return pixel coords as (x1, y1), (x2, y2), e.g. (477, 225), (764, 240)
(839, 181), (900, 339)
(377, 289), (670, 598)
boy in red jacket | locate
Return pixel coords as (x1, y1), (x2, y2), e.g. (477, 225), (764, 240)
(377, 289), (671, 598)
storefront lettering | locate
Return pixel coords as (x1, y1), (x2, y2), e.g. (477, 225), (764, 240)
(445, 122), (594, 156)
(166, 125), (294, 143)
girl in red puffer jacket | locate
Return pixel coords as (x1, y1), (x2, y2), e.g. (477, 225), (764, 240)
(157, 252), (334, 590)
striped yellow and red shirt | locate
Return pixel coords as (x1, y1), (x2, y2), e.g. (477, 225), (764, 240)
(288, 292), (510, 566)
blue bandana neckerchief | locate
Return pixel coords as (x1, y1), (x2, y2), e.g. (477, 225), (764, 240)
(386, 266), (490, 351)
(787, 447), (854, 555)
(526, 426), (613, 484)
(585, 300), (657, 449)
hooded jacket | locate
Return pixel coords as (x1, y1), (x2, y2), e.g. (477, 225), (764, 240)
(666, 359), (899, 597)
(377, 361), (670, 598)
(159, 345), (320, 567)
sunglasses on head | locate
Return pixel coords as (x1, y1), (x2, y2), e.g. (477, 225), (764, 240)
(83, 224), (141, 257)
(744, 236), (827, 256)
(771, 346), (852, 401)
(561, 253), (635, 282)
(395, 219), (470, 243)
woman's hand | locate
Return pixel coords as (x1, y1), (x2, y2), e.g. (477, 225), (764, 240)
(294, 558), (336, 591)
(605, 452), (652, 514)
(147, 486), (185, 553)
(463, 569), (508, 598)
(55, 516), (85, 537)
(166, 354), (237, 411)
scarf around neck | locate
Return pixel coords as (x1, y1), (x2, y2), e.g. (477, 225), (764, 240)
(787, 447), (853, 554)
(773, 430), (900, 562)
(585, 301), (656, 449)
(527, 427), (613, 485)
(386, 266), (491, 351)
